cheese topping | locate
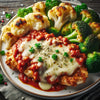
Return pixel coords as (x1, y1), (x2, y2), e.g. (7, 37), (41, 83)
(18, 38), (81, 82)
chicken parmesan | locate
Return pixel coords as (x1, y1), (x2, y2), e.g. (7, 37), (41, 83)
(6, 30), (88, 91)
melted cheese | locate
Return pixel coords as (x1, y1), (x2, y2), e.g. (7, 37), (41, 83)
(18, 38), (81, 82)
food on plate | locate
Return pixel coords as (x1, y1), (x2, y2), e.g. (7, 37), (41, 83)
(64, 21), (92, 43)
(79, 34), (100, 54)
(86, 52), (100, 73)
(89, 22), (100, 35)
(45, 0), (61, 14)
(80, 10), (100, 23)
(6, 30), (88, 91)
(17, 7), (33, 17)
(2, 13), (50, 49)
(48, 2), (77, 30)
(74, 3), (88, 17)
(32, 1), (46, 15)
(1, 0), (100, 91)
(46, 27), (61, 36)
(61, 22), (73, 36)
(25, 13), (50, 30)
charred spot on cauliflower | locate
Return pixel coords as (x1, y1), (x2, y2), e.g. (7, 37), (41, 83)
(25, 13), (50, 31)
(10, 17), (30, 37)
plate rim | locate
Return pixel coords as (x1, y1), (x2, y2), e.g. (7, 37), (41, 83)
(0, 1), (100, 99)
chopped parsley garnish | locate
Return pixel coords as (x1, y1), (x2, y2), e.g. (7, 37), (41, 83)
(38, 57), (43, 62)
(35, 43), (41, 49)
(70, 58), (73, 62)
(5, 13), (11, 19)
(52, 54), (57, 60)
(0, 50), (5, 55)
(0, 74), (4, 84)
(29, 47), (35, 53)
(64, 52), (69, 57)
(55, 50), (59, 53)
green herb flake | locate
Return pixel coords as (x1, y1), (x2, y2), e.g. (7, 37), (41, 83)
(0, 74), (4, 84)
(70, 58), (73, 62)
(38, 57), (43, 62)
(55, 50), (59, 53)
(52, 54), (57, 60)
(5, 13), (11, 19)
(35, 43), (41, 49)
(64, 52), (69, 57)
(29, 47), (35, 53)
(0, 50), (5, 55)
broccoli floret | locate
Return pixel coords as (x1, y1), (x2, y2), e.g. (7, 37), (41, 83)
(80, 10), (100, 23)
(61, 22), (74, 36)
(17, 7), (33, 17)
(89, 22), (100, 35)
(79, 34), (100, 54)
(74, 3), (88, 17)
(45, 0), (61, 14)
(64, 21), (92, 43)
(86, 52), (100, 73)
(46, 27), (60, 36)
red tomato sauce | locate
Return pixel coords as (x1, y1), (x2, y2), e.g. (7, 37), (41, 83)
(11, 29), (86, 91)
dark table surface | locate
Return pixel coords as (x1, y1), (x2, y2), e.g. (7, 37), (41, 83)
(0, 0), (100, 100)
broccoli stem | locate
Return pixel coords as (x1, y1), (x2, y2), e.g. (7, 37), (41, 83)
(82, 15), (91, 23)
(84, 17), (91, 23)
(64, 30), (78, 39)
(69, 39), (80, 43)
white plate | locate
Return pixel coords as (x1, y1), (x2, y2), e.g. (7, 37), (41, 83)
(0, 1), (100, 99)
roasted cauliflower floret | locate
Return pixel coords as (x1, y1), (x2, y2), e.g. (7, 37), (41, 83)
(25, 13), (50, 30)
(1, 25), (18, 49)
(48, 2), (77, 30)
(32, 2), (46, 15)
(10, 17), (30, 37)
(89, 22), (100, 35)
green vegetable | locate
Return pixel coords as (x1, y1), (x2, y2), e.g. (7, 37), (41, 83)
(35, 43), (41, 49)
(80, 10), (100, 23)
(64, 21), (92, 43)
(70, 58), (73, 62)
(29, 47), (35, 53)
(79, 34), (100, 54)
(64, 52), (69, 57)
(52, 54), (58, 60)
(49, 19), (54, 27)
(17, 7), (33, 17)
(0, 74), (4, 84)
(86, 52), (100, 73)
(47, 27), (60, 36)
(5, 13), (11, 19)
(0, 50), (5, 55)
(61, 22), (73, 36)
(45, 0), (61, 14)
(74, 3), (88, 17)
(55, 50), (59, 53)
(38, 57), (43, 62)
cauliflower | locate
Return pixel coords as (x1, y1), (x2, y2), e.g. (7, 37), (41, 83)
(2, 31), (18, 49)
(89, 22), (100, 35)
(25, 12), (50, 30)
(48, 2), (77, 30)
(32, 2), (46, 15)
(10, 17), (30, 37)
(1, 17), (30, 49)
(1, 25), (18, 49)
